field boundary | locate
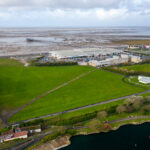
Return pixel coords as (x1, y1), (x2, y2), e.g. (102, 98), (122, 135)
(4, 69), (96, 124)
(10, 89), (150, 126)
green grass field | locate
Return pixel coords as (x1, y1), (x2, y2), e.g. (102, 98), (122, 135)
(0, 58), (93, 114)
(10, 68), (144, 123)
(120, 64), (150, 73)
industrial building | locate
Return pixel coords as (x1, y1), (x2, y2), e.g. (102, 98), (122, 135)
(89, 54), (130, 67)
(49, 48), (123, 60)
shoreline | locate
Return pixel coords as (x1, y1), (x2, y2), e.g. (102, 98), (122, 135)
(55, 119), (150, 150)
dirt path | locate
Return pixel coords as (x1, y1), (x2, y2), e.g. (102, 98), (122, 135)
(5, 69), (96, 123)
(108, 116), (150, 124)
(7, 68), (150, 126)
(11, 89), (150, 126)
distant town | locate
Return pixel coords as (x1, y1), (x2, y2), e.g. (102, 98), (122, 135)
(1, 44), (150, 68)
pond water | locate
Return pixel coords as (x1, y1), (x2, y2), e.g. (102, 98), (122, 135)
(62, 122), (150, 150)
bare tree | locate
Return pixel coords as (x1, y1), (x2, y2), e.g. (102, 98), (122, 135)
(133, 99), (143, 109)
(97, 111), (107, 119)
(0, 119), (4, 129)
(132, 96), (144, 109)
(125, 96), (136, 106)
(146, 96), (150, 103)
(89, 119), (101, 131)
(116, 105), (126, 114)
(125, 96), (144, 107)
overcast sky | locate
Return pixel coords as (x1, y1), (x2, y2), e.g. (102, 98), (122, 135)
(0, 0), (150, 27)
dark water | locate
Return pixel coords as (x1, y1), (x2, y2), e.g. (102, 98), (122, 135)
(62, 123), (150, 150)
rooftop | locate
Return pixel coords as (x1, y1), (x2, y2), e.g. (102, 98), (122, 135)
(50, 48), (123, 59)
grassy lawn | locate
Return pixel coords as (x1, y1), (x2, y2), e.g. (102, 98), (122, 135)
(59, 100), (125, 119)
(10, 69), (144, 123)
(120, 64), (150, 73)
(0, 58), (93, 114)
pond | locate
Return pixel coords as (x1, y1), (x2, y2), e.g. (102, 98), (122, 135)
(61, 122), (150, 150)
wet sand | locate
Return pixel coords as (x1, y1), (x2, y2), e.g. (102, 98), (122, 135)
(0, 27), (150, 56)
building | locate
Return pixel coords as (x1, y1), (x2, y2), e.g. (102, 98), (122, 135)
(138, 76), (150, 84)
(50, 48), (123, 60)
(0, 129), (28, 143)
(21, 125), (42, 134)
(128, 45), (140, 49)
(78, 61), (88, 66)
(0, 130), (14, 143)
(88, 54), (130, 67)
(130, 55), (142, 63)
(89, 60), (102, 67)
(144, 45), (150, 49)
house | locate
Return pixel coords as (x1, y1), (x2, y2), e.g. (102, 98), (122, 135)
(0, 130), (14, 143)
(128, 45), (140, 49)
(0, 129), (28, 143)
(144, 45), (150, 49)
(4, 131), (28, 142)
(21, 125), (41, 134)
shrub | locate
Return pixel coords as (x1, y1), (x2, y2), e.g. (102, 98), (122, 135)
(97, 111), (107, 119)
(145, 96), (150, 103)
(66, 129), (77, 136)
(32, 61), (77, 67)
(116, 105), (127, 114)
(19, 119), (44, 127)
(107, 106), (117, 114)
(45, 112), (97, 126)
(88, 119), (101, 131)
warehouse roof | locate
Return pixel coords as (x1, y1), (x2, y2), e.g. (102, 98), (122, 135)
(50, 48), (123, 59)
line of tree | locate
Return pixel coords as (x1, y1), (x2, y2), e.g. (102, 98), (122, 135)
(18, 96), (150, 132)
(102, 66), (150, 76)
(102, 58), (150, 76)
(31, 61), (77, 66)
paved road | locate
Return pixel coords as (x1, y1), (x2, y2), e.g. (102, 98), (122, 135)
(108, 116), (150, 124)
(5, 69), (96, 123)
(11, 89), (150, 126)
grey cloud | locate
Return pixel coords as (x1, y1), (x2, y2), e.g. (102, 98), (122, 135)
(0, 0), (150, 15)
(0, 0), (126, 8)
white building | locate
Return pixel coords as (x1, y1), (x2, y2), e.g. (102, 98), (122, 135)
(138, 76), (150, 84)
(128, 45), (140, 49)
(50, 48), (123, 60)
(144, 45), (150, 49)
(89, 55), (129, 67)
(130, 56), (142, 63)
(78, 61), (88, 66)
